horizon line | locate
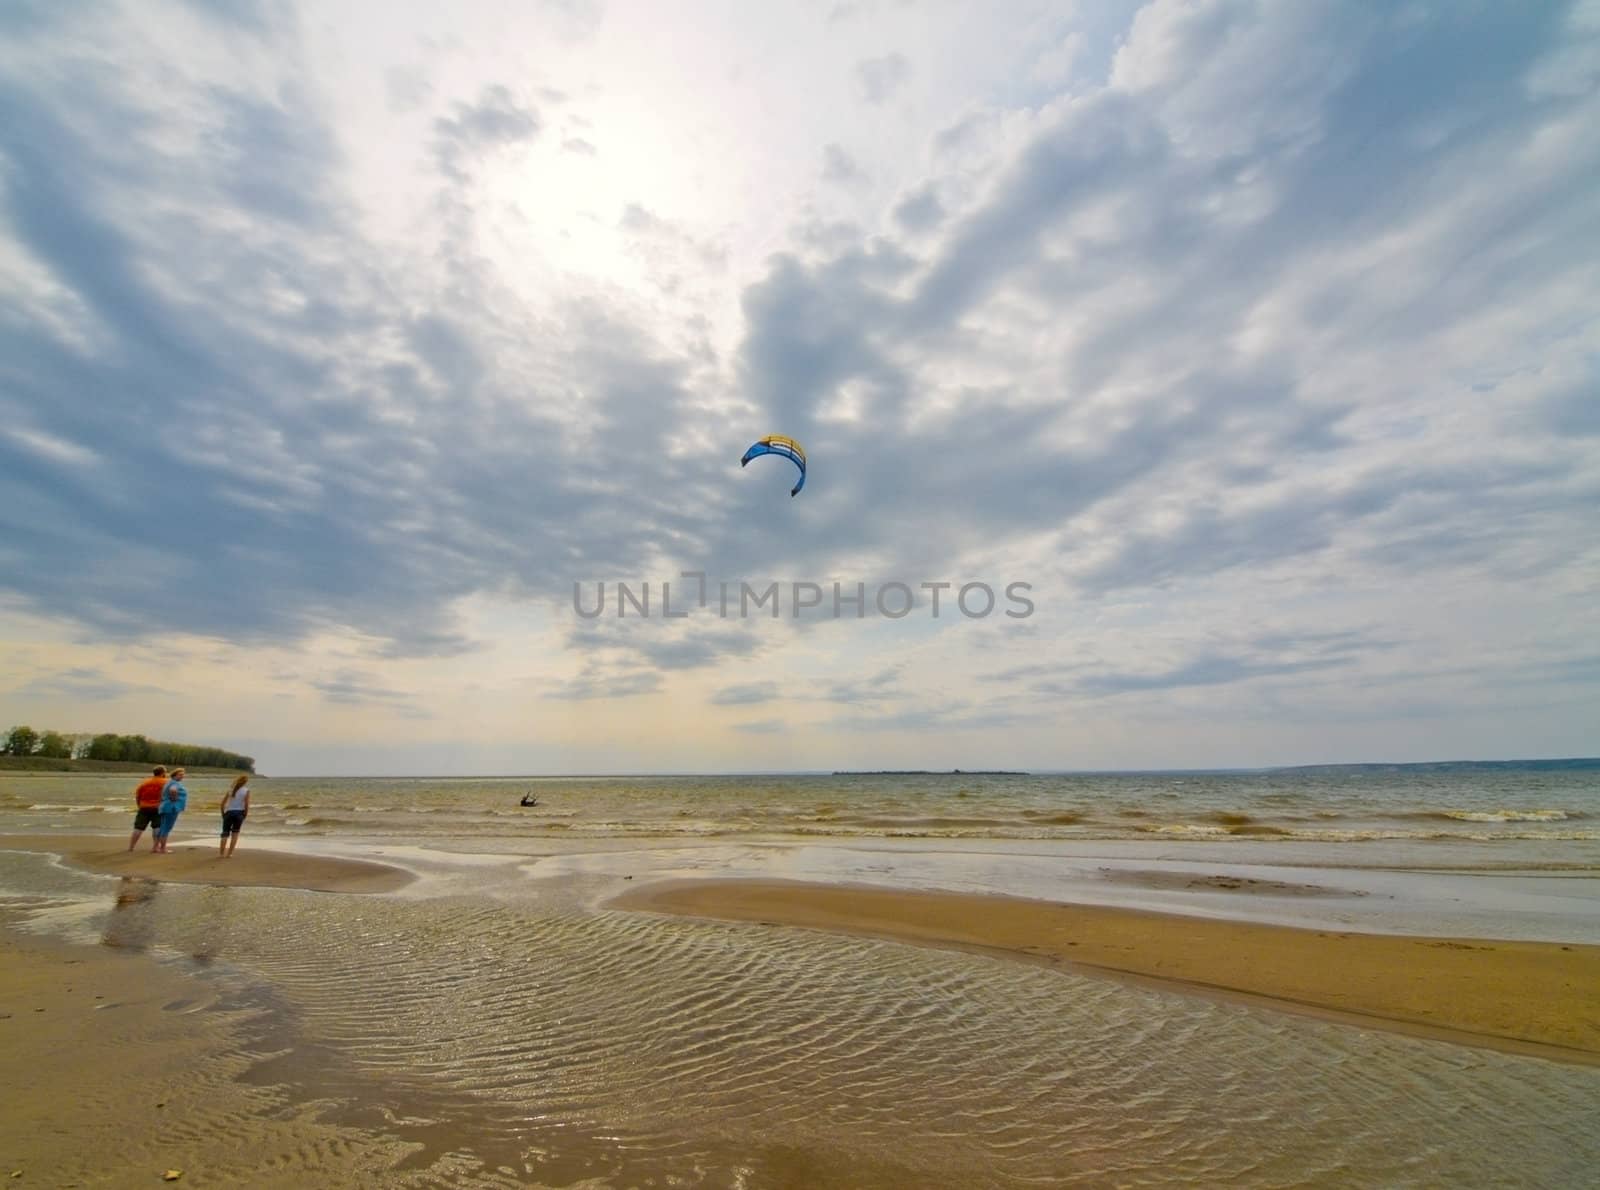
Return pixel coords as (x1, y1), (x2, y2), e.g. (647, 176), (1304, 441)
(236, 756), (1600, 780)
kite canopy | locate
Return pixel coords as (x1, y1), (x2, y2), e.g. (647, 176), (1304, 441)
(740, 435), (807, 496)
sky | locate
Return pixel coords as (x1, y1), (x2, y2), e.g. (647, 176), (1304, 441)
(1, 0), (1597, 775)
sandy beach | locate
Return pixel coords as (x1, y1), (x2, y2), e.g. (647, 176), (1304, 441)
(3, 826), (1598, 1185)
(614, 878), (1600, 1064)
(9, 832), (1595, 1062)
(0, 912), (411, 1188)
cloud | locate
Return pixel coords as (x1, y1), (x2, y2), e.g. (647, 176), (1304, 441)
(544, 668), (662, 701)
(14, 667), (168, 703)
(1073, 654), (1352, 697)
(386, 65), (432, 112)
(0, 32), (716, 658)
(4, 427), (99, 468)
(829, 701), (1035, 734)
(854, 52), (910, 105)
(432, 85), (541, 181)
(2, 2), (1597, 765)
(891, 186), (945, 233)
(312, 669), (418, 707)
(821, 665), (905, 705)
(711, 681), (780, 706)
(822, 142), (866, 186)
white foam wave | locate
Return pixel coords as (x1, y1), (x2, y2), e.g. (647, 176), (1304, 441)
(1140, 824), (1231, 837)
(1441, 809), (1571, 823)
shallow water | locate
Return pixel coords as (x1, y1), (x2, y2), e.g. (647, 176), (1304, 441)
(2, 849), (1597, 1188)
(5, 766), (1599, 847)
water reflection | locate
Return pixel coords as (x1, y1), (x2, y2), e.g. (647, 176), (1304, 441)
(101, 876), (159, 952)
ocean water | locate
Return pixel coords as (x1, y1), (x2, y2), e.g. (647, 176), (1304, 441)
(4, 764), (1598, 846)
(2, 765), (1598, 1186)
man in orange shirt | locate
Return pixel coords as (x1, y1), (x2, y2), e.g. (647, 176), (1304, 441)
(128, 765), (168, 852)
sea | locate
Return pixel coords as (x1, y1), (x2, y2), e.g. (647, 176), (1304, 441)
(5, 763), (1597, 847)
(1, 763), (1597, 1187)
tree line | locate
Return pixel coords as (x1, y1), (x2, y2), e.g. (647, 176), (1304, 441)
(2, 726), (254, 772)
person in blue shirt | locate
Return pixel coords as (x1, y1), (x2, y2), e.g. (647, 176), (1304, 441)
(154, 767), (189, 853)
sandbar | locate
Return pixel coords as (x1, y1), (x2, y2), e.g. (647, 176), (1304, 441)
(614, 879), (1600, 1064)
(0, 833), (412, 894)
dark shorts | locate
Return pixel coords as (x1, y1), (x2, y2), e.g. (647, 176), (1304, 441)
(134, 806), (161, 831)
(221, 810), (246, 835)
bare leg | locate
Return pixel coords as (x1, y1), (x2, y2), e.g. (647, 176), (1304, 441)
(219, 834), (228, 857)
(225, 832), (240, 857)
(128, 830), (143, 852)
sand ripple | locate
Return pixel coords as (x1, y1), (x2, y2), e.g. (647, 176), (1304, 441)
(4, 854), (1598, 1188)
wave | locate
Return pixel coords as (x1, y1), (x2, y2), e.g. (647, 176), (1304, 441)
(1138, 824), (1232, 837)
(1437, 809), (1576, 823)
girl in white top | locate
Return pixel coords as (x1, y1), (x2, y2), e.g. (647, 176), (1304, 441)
(220, 775), (250, 858)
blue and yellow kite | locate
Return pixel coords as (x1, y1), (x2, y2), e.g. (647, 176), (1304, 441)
(740, 435), (807, 497)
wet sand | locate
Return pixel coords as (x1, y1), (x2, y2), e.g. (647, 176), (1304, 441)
(2, 833), (1597, 1184)
(0, 914), (410, 1187)
(0, 834), (412, 893)
(615, 879), (1600, 1064)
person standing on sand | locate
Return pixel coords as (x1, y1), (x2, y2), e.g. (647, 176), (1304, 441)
(128, 766), (168, 852)
(153, 767), (189, 853)
(219, 774), (250, 858)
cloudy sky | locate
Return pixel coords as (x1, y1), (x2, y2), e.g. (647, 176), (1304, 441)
(2, 0), (1596, 775)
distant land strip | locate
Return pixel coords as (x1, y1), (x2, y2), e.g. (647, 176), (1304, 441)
(832, 770), (1030, 776)
(0, 756), (253, 775)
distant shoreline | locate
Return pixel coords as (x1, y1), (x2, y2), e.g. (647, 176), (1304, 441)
(831, 769), (1029, 776)
(6, 757), (1591, 779)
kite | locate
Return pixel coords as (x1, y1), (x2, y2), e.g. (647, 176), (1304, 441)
(740, 435), (807, 497)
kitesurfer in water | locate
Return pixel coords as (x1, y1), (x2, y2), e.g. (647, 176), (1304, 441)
(519, 793), (538, 807)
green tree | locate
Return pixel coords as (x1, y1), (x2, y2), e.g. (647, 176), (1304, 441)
(35, 730), (72, 759)
(85, 733), (124, 761)
(4, 725), (39, 756)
